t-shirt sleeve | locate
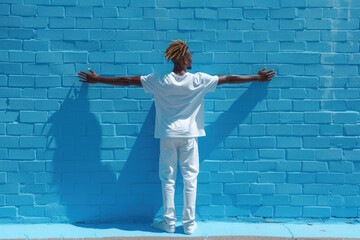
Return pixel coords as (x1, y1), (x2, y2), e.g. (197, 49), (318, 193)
(198, 72), (219, 93)
(140, 73), (157, 94)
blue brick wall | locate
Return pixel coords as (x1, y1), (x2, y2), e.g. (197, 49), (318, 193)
(0, 0), (359, 223)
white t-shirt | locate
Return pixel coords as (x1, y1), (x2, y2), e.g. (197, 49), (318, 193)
(140, 72), (219, 139)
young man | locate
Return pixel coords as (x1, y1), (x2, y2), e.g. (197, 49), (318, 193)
(77, 40), (276, 234)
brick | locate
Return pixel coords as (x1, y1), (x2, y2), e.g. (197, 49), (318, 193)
(0, 16), (21, 27)
(198, 205), (224, 217)
(333, 65), (358, 76)
(280, 112), (304, 123)
(140, 52), (163, 63)
(23, 40), (48, 50)
(9, 51), (35, 62)
(252, 113), (279, 124)
(179, 19), (203, 30)
(280, 19), (305, 30)
(224, 183), (249, 194)
(194, 8), (216, 19)
(155, 19), (177, 30)
(303, 137), (331, 149)
(8, 99), (34, 110)
(280, 42), (305, 51)
(218, 8), (242, 19)
(36, 52), (62, 63)
(329, 162), (354, 173)
(259, 149), (285, 159)
(225, 206), (250, 217)
(236, 194), (262, 206)
(211, 172), (234, 183)
(0, 207), (17, 217)
(275, 206), (302, 217)
(319, 195), (344, 207)
(308, 0), (334, 7)
(6, 195), (34, 205)
(8, 75), (35, 87)
(305, 113), (331, 124)
(335, 42), (358, 53)
(9, 149), (35, 160)
(346, 196), (360, 207)
(332, 208), (358, 218)
(267, 100), (292, 111)
(233, 150), (258, 160)
(89, 52), (114, 63)
(270, 9), (295, 19)
(198, 183), (223, 194)
(276, 184), (302, 194)
(277, 137), (302, 148)
(333, 185), (358, 196)
(262, 195), (289, 207)
(129, 19), (154, 30)
(303, 206), (331, 217)
(255, 41), (279, 51)
(287, 149), (315, 161)
(0, 39), (21, 50)
(259, 173), (285, 183)
(226, 20), (249, 30)
(66, 6), (92, 17)
(330, 137), (358, 149)
(307, 20), (332, 30)
(234, 172), (258, 183)
(0, 4), (10, 15)
(244, 31), (268, 41)
(191, 31), (215, 41)
(250, 137), (276, 148)
(38, 6), (64, 17)
(0, 173), (6, 184)
(77, 18), (102, 28)
(302, 162), (328, 172)
(244, 9), (268, 19)
(217, 30), (243, 40)
(344, 124), (360, 136)
(247, 161), (276, 172)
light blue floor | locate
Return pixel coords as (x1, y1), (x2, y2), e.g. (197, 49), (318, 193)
(0, 220), (360, 239)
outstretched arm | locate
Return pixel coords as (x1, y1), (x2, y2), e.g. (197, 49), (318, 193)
(217, 67), (276, 86)
(77, 68), (142, 87)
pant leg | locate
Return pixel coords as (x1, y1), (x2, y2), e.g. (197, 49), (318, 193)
(159, 138), (178, 225)
(177, 137), (199, 226)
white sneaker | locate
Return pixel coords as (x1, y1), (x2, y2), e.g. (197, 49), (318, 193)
(151, 220), (175, 233)
(183, 221), (197, 235)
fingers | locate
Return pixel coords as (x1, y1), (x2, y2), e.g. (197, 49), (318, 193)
(78, 73), (87, 77)
(259, 67), (266, 72)
(88, 68), (95, 74)
(78, 71), (89, 76)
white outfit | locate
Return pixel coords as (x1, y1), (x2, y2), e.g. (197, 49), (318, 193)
(140, 72), (219, 227)
(140, 72), (219, 139)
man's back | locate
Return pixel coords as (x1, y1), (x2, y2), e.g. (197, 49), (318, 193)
(140, 71), (219, 139)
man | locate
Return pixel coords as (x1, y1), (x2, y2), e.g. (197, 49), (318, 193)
(77, 40), (276, 235)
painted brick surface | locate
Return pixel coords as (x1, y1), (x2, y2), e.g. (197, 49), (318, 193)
(0, 0), (359, 224)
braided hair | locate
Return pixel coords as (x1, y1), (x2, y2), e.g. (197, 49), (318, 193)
(163, 39), (189, 63)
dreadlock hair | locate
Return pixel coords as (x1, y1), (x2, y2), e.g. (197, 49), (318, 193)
(163, 39), (189, 63)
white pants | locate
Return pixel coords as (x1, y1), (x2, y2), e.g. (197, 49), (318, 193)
(159, 137), (199, 226)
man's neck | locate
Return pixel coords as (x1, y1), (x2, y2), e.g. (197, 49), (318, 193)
(172, 65), (187, 76)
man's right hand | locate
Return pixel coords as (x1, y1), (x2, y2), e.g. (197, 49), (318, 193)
(77, 68), (100, 84)
(257, 67), (276, 82)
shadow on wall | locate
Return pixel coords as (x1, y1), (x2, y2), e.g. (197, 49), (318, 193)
(200, 81), (270, 160)
(43, 83), (161, 224)
(43, 80), (269, 225)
